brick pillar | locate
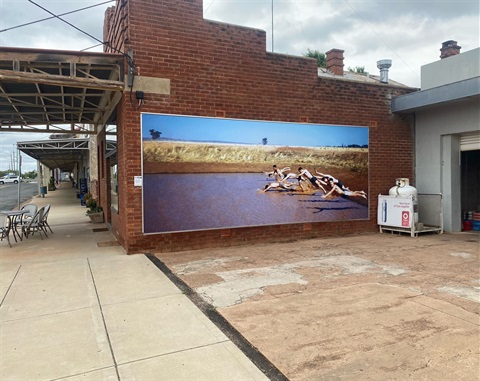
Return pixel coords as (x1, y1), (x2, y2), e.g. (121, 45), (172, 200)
(440, 40), (461, 59)
(326, 49), (345, 76)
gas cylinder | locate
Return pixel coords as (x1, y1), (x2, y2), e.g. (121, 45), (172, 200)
(389, 178), (418, 224)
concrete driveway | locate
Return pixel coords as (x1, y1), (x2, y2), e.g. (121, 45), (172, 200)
(155, 232), (479, 381)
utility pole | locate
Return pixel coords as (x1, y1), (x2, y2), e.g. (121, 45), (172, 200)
(271, 0), (274, 52)
(17, 146), (21, 210)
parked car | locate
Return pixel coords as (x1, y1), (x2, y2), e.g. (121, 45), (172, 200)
(0, 175), (21, 184)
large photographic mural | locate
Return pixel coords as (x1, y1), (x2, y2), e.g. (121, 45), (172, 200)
(141, 113), (369, 234)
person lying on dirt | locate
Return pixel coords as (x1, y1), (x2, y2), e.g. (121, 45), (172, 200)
(263, 181), (296, 192)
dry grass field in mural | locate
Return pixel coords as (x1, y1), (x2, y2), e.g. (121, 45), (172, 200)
(143, 141), (368, 175)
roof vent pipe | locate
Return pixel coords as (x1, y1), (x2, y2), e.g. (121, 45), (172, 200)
(377, 59), (392, 83)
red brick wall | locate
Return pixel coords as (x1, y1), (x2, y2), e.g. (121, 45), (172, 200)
(104, 0), (415, 253)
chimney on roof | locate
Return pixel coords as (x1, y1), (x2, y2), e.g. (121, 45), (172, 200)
(440, 40), (461, 59)
(377, 59), (392, 83)
(326, 49), (345, 76)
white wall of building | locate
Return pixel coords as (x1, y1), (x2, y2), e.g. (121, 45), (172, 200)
(415, 48), (480, 232)
(421, 48), (480, 90)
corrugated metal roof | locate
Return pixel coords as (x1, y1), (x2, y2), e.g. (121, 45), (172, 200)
(0, 47), (124, 135)
(318, 67), (409, 87)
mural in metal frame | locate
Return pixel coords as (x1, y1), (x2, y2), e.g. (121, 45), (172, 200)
(141, 113), (369, 234)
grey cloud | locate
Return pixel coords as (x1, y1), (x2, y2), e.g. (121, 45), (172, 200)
(341, 0), (478, 21)
(0, 133), (48, 172)
(1, 0), (110, 49)
(1, 0), (478, 92)
(205, 0), (273, 30)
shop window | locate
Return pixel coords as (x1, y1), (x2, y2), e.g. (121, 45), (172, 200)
(110, 163), (118, 212)
(101, 141), (105, 179)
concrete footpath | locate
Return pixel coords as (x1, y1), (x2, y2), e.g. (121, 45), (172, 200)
(0, 182), (269, 381)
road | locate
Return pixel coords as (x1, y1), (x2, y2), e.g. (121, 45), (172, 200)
(0, 182), (39, 211)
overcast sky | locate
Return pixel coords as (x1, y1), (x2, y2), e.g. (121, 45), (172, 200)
(0, 0), (478, 172)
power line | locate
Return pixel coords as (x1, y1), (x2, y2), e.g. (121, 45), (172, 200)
(81, 43), (105, 52)
(204, 0), (217, 15)
(25, 0), (128, 58)
(23, 0), (137, 104)
(292, 0), (305, 44)
(0, 1), (114, 34)
(343, 0), (420, 82)
(27, 0), (105, 45)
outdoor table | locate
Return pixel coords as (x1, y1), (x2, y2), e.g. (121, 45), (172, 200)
(0, 210), (26, 243)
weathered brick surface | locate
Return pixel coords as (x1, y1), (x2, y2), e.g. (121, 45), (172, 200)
(104, 0), (415, 253)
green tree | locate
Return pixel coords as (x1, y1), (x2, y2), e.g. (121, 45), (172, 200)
(262, 138), (268, 145)
(303, 49), (326, 68)
(23, 170), (37, 179)
(0, 169), (18, 177)
(149, 129), (162, 140)
(348, 66), (366, 74)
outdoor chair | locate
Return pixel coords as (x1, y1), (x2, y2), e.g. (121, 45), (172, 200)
(0, 214), (11, 247)
(14, 204), (38, 235)
(20, 204), (38, 220)
(40, 204), (53, 234)
(21, 206), (46, 240)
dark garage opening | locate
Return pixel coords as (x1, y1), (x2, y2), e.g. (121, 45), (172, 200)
(461, 150), (480, 231)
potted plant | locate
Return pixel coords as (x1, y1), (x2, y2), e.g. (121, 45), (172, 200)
(85, 196), (104, 223)
(81, 192), (92, 206)
(48, 176), (56, 191)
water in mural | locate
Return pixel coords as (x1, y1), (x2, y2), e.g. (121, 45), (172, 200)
(143, 173), (368, 233)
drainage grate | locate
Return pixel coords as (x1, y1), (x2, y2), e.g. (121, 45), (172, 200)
(97, 241), (120, 247)
(93, 228), (109, 232)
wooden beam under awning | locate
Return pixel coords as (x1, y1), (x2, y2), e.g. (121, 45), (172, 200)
(0, 69), (125, 92)
(0, 48), (124, 66)
(0, 47), (124, 132)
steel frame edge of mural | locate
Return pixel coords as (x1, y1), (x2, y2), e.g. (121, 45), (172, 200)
(141, 113), (369, 234)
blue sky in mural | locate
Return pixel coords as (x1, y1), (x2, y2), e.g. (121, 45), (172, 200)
(142, 113), (368, 147)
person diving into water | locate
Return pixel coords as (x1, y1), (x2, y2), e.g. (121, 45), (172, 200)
(298, 167), (327, 193)
(264, 165), (290, 181)
(322, 179), (367, 199)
